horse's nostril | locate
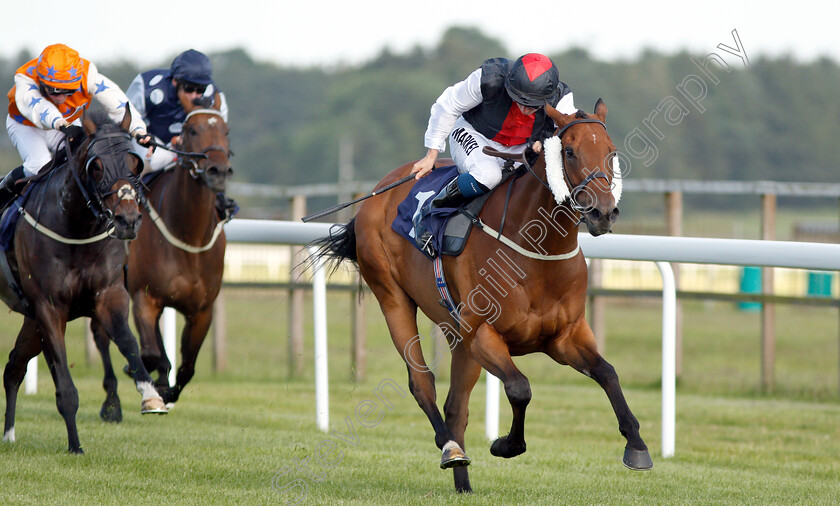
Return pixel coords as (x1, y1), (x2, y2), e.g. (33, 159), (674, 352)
(589, 208), (602, 220)
(610, 207), (621, 223)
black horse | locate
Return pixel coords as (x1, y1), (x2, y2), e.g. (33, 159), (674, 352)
(1, 108), (167, 454)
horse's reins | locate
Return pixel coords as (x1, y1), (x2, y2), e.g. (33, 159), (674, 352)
(143, 108), (231, 253)
(469, 118), (610, 261)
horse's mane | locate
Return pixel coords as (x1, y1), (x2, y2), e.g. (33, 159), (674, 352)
(574, 110), (588, 119)
(83, 108), (124, 136)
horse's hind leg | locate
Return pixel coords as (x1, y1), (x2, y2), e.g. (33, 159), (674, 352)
(468, 322), (532, 459)
(90, 320), (122, 423)
(3, 317), (41, 444)
(443, 343), (482, 493)
(372, 286), (465, 466)
(545, 320), (652, 470)
(165, 306), (213, 404)
(34, 310), (84, 453)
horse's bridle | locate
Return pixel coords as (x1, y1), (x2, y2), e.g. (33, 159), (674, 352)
(544, 118), (612, 212)
(71, 131), (145, 224)
(178, 108), (233, 187)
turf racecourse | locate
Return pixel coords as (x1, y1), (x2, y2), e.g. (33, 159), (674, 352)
(1, 290), (839, 504)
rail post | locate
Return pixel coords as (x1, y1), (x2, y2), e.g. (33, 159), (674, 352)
(760, 193), (776, 392)
(288, 195), (307, 378)
(665, 190), (683, 376)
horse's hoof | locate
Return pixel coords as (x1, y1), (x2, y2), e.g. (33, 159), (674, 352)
(158, 386), (179, 405)
(490, 435), (526, 459)
(622, 447), (653, 470)
(440, 441), (471, 469)
(69, 446), (85, 455)
(140, 398), (168, 415)
(99, 403), (123, 423)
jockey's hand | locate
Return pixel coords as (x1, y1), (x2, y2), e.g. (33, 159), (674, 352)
(135, 133), (155, 159)
(524, 140), (543, 166)
(411, 149), (439, 180)
(57, 122), (82, 144)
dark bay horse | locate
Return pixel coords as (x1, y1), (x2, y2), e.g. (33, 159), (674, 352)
(94, 92), (232, 419)
(311, 100), (651, 492)
(1, 108), (167, 454)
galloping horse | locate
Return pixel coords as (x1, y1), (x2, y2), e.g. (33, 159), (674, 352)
(94, 92), (232, 419)
(311, 100), (651, 492)
(1, 108), (167, 454)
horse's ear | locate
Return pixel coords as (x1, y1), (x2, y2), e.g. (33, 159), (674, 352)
(120, 104), (132, 132)
(545, 103), (574, 128)
(211, 90), (222, 112)
(82, 109), (96, 136)
(594, 98), (608, 121)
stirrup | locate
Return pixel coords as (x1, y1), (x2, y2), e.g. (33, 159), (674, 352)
(418, 231), (436, 258)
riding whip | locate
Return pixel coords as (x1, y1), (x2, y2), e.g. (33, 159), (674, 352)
(302, 171), (425, 223)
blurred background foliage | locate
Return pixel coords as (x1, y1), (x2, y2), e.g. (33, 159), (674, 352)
(1, 26), (838, 201)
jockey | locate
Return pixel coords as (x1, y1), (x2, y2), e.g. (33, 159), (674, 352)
(410, 53), (577, 251)
(1, 43), (150, 209)
(126, 49), (235, 217)
(126, 49), (229, 173)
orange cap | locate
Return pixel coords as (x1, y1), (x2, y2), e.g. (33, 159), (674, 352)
(36, 44), (83, 89)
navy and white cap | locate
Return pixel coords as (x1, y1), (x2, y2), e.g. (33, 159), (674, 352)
(170, 49), (213, 85)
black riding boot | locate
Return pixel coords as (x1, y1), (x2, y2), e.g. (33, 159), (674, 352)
(413, 177), (468, 257)
(0, 166), (27, 212)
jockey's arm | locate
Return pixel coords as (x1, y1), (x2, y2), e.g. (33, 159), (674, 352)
(86, 62), (148, 138)
(216, 90), (229, 123)
(12, 73), (67, 129)
(423, 68), (483, 154)
(125, 72), (149, 126)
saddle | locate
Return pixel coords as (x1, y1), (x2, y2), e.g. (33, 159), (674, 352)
(392, 164), (521, 259)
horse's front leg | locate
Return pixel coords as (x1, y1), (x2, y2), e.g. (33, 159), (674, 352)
(165, 305), (213, 405)
(90, 320), (122, 422)
(544, 319), (652, 470)
(468, 322), (532, 460)
(3, 317), (41, 444)
(97, 287), (167, 415)
(130, 291), (169, 387)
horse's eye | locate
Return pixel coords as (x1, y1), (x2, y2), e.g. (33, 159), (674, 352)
(564, 147), (575, 159)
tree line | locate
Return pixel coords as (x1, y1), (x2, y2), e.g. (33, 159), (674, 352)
(2, 27), (838, 192)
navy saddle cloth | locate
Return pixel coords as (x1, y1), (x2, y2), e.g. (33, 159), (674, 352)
(0, 183), (39, 251)
(392, 165), (495, 259)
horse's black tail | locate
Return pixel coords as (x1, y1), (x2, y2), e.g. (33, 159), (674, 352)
(306, 218), (358, 273)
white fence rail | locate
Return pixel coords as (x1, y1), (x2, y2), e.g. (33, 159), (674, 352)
(23, 219), (840, 459)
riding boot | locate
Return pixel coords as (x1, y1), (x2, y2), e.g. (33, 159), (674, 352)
(413, 177), (469, 257)
(0, 166), (27, 212)
(215, 192), (240, 220)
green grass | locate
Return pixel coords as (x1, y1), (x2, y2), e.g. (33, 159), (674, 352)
(1, 290), (839, 504)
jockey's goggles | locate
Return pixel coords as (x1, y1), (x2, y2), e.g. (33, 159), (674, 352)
(179, 81), (207, 94)
(43, 85), (77, 96)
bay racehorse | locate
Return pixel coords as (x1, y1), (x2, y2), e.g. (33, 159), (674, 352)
(1, 108), (167, 454)
(310, 100), (651, 492)
(94, 92), (232, 419)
